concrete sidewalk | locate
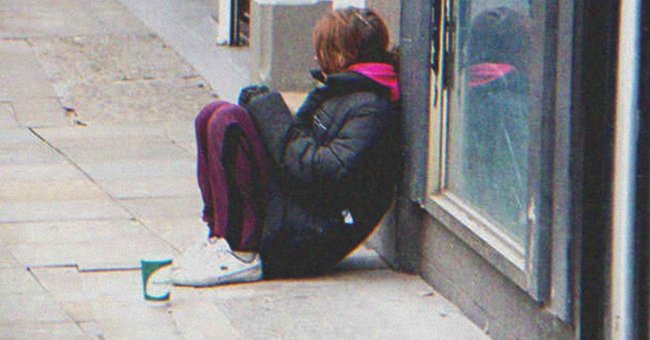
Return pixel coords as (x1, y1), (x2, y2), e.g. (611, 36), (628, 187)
(0, 0), (488, 338)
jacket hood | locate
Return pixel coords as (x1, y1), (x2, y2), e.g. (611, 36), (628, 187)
(310, 64), (400, 102)
(347, 63), (400, 102)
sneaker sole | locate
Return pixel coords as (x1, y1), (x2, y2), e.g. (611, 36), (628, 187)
(172, 264), (263, 287)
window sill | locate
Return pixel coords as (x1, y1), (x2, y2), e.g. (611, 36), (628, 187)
(423, 192), (530, 292)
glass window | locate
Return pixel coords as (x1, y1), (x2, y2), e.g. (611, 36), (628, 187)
(425, 0), (571, 304)
(446, 2), (533, 246)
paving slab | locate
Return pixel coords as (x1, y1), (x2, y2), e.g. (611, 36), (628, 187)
(170, 299), (241, 339)
(0, 322), (88, 340)
(195, 270), (486, 340)
(0, 143), (64, 165)
(83, 271), (180, 339)
(335, 245), (390, 271)
(176, 142), (197, 157)
(8, 240), (176, 270)
(0, 0), (149, 38)
(30, 32), (216, 125)
(0, 247), (21, 269)
(0, 220), (150, 245)
(81, 269), (144, 302)
(29, 267), (93, 323)
(0, 102), (20, 128)
(0, 199), (130, 223)
(0, 70), (57, 101)
(0, 294), (71, 324)
(33, 34), (197, 85)
(11, 97), (69, 127)
(118, 196), (202, 220)
(76, 269), (237, 339)
(56, 139), (192, 163)
(139, 217), (208, 251)
(77, 321), (103, 339)
(97, 176), (199, 200)
(0, 40), (57, 100)
(160, 120), (196, 145)
(92, 320), (179, 340)
(0, 128), (41, 146)
(30, 267), (84, 299)
(0, 267), (45, 295)
(31, 267), (230, 338)
(77, 159), (195, 181)
(162, 269), (488, 340)
(61, 78), (214, 124)
(14, 263), (488, 339)
(32, 124), (169, 143)
(0, 179), (107, 201)
(120, 0), (250, 102)
(3, 220), (177, 269)
(0, 162), (87, 181)
(51, 298), (95, 326)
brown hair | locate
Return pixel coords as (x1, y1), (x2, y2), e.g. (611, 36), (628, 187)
(312, 7), (394, 74)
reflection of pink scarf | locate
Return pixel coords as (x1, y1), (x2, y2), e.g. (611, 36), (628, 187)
(348, 63), (400, 102)
(468, 63), (515, 87)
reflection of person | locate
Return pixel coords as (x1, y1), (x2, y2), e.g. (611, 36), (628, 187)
(463, 7), (530, 240)
(172, 8), (400, 286)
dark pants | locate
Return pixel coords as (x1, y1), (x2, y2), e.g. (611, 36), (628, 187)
(195, 101), (269, 251)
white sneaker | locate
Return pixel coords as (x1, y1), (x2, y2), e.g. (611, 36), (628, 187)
(171, 237), (263, 287)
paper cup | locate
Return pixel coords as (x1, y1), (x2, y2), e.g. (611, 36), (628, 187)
(140, 258), (172, 302)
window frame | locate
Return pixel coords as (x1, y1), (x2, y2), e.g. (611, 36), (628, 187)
(421, 0), (569, 303)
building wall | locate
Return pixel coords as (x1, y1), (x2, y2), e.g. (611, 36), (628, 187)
(333, 0), (400, 48)
(333, 0), (366, 8)
(419, 215), (573, 339)
(367, 0), (400, 49)
(249, 0), (332, 91)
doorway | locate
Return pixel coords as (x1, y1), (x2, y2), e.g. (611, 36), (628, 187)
(217, 0), (250, 46)
(230, 0), (250, 46)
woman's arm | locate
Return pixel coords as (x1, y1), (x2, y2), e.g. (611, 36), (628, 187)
(244, 91), (294, 164)
(281, 98), (391, 187)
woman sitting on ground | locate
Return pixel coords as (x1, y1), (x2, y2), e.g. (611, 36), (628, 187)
(172, 7), (401, 286)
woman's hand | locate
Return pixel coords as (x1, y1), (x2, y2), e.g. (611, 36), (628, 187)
(238, 85), (270, 107)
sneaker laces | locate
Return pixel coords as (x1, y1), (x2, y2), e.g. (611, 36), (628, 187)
(174, 237), (232, 269)
(191, 237), (230, 252)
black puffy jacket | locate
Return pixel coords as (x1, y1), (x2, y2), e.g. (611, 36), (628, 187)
(246, 71), (400, 277)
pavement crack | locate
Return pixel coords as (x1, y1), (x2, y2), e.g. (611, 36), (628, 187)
(112, 76), (160, 84)
(26, 264), (78, 292)
(27, 128), (95, 182)
(27, 127), (137, 219)
(78, 267), (140, 273)
(27, 264), (79, 270)
(110, 73), (201, 84)
(0, 37), (29, 42)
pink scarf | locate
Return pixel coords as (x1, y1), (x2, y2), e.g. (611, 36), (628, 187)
(468, 63), (515, 87)
(348, 63), (400, 102)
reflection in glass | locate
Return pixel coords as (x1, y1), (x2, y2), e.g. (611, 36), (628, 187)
(447, 5), (531, 244)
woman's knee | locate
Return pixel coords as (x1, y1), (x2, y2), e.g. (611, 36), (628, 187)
(206, 104), (250, 137)
(195, 100), (231, 133)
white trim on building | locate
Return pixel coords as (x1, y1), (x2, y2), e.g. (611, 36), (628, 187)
(333, 0), (367, 9)
(216, 0), (233, 45)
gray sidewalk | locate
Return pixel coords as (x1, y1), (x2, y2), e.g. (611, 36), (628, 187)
(0, 0), (488, 338)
